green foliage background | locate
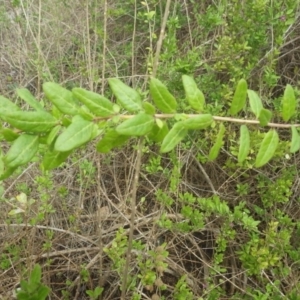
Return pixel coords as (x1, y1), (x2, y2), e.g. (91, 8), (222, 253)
(0, 0), (300, 299)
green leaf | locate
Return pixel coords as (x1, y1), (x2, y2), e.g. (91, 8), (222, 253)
(51, 105), (63, 119)
(0, 95), (20, 112)
(35, 286), (51, 300)
(1, 128), (19, 141)
(72, 88), (115, 117)
(43, 82), (80, 115)
(78, 106), (95, 121)
(258, 108), (272, 126)
(113, 104), (120, 113)
(0, 167), (18, 180)
(147, 121), (169, 142)
(90, 123), (103, 140)
(96, 129), (130, 153)
(1, 111), (57, 133)
(46, 125), (61, 145)
(248, 90), (263, 118)
(54, 116), (96, 152)
(42, 149), (72, 170)
(4, 134), (39, 168)
(62, 116), (72, 127)
(116, 113), (154, 136)
(156, 118), (164, 128)
(108, 78), (142, 112)
(238, 125), (250, 163)
(282, 84), (296, 122)
(16, 88), (45, 111)
(255, 129), (279, 168)
(160, 122), (188, 153)
(30, 264), (42, 284)
(149, 77), (177, 113)
(182, 75), (205, 112)
(230, 79), (247, 116)
(181, 114), (213, 130)
(208, 123), (226, 161)
(8, 208), (25, 215)
(290, 126), (300, 153)
(39, 135), (49, 145)
(143, 102), (156, 115)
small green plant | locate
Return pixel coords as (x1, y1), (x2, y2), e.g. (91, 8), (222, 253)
(42, 229), (54, 251)
(173, 275), (193, 300)
(104, 228), (133, 290)
(257, 169), (294, 208)
(238, 221), (292, 275)
(86, 286), (103, 299)
(80, 264), (90, 283)
(138, 243), (168, 291)
(16, 264), (50, 300)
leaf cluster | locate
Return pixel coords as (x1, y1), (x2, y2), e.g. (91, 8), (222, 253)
(0, 76), (299, 180)
(16, 264), (50, 300)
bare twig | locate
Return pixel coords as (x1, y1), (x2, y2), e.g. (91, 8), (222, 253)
(131, 0), (137, 87)
(0, 223), (98, 246)
(121, 137), (144, 299)
(37, 0), (42, 97)
(101, 0), (107, 94)
(152, 0), (172, 76)
(192, 154), (218, 195)
(183, 0), (193, 47)
(96, 155), (104, 292)
(85, 0), (93, 90)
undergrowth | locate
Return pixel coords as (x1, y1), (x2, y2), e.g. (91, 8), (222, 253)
(0, 0), (300, 299)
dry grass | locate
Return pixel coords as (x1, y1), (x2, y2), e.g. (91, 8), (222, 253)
(1, 0), (300, 299)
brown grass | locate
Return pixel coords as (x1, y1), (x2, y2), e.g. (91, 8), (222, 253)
(1, 0), (300, 299)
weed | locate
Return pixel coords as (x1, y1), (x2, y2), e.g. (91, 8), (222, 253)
(15, 264), (50, 300)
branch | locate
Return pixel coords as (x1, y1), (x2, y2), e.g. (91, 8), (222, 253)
(114, 114), (300, 128)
